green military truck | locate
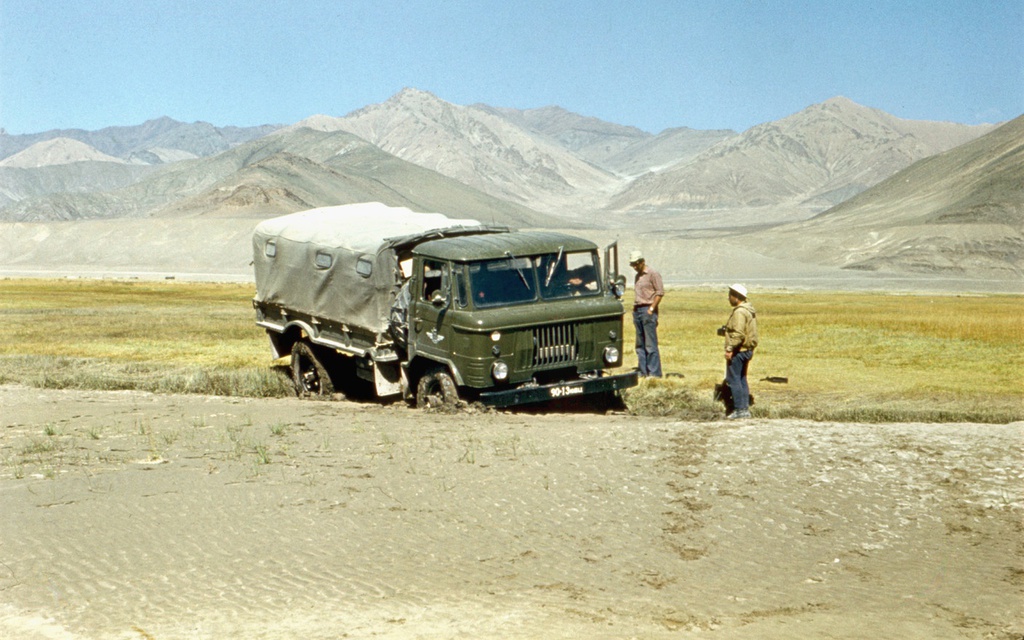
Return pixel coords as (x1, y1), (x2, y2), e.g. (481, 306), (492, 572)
(252, 202), (638, 408)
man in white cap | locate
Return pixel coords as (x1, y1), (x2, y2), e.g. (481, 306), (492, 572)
(722, 284), (758, 418)
(629, 250), (664, 377)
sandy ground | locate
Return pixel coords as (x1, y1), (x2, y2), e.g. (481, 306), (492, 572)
(0, 385), (1021, 640)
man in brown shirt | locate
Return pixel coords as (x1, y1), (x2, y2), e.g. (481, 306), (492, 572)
(629, 250), (664, 377)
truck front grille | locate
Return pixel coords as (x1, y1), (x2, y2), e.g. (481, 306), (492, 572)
(532, 323), (579, 367)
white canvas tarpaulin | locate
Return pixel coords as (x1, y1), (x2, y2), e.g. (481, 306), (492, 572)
(252, 203), (483, 336)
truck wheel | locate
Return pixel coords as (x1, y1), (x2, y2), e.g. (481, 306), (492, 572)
(416, 367), (459, 409)
(291, 342), (335, 397)
(593, 390), (627, 413)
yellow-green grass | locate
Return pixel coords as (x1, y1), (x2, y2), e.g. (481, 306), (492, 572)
(0, 279), (289, 396)
(0, 279), (1021, 422)
(623, 289), (1023, 423)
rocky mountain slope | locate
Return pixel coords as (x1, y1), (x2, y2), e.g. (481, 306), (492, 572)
(598, 126), (736, 179)
(0, 138), (158, 209)
(0, 120), (284, 212)
(606, 97), (996, 220)
(0, 162), (155, 211)
(473, 104), (649, 159)
(758, 113), (1024, 277)
(300, 89), (623, 215)
(475, 104), (735, 178)
(1, 126), (545, 227)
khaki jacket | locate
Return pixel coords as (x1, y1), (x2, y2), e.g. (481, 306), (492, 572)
(724, 302), (758, 352)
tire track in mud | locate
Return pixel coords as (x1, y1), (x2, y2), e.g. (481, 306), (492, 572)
(659, 425), (716, 562)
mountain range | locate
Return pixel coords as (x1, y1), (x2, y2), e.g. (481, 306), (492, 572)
(0, 117), (280, 165)
(0, 89), (1019, 289)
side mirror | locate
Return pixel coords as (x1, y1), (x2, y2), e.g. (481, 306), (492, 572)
(430, 290), (449, 308)
(612, 275), (627, 299)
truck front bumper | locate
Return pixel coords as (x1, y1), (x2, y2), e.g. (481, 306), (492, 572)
(478, 370), (640, 408)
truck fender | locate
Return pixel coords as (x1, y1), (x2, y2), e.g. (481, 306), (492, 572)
(405, 356), (465, 387)
(266, 320), (317, 360)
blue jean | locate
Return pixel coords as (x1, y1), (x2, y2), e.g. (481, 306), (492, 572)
(633, 308), (662, 377)
(726, 350), (753, 412)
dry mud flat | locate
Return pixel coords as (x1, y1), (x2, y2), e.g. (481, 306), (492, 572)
(0, 385), (1021, 640)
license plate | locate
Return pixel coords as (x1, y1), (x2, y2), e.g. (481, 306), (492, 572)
(549, 384), (584, 398)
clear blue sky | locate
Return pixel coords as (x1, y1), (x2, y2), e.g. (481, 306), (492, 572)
(1, 0), (1021, 135)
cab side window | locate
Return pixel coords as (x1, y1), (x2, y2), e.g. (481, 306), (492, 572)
(421, 259), (448, 301)
(453, 264), (468, 307)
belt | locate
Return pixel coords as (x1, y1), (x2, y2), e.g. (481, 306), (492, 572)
(634, 304), (650, 310)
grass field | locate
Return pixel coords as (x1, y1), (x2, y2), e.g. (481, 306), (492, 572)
(626, 288), (1023, 423)
(0, 279), (285, 397)
(0, 279), (1020, 422)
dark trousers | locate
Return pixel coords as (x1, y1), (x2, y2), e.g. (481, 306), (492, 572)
(726, 350), (753, 412)
(633, 308), (662, 377)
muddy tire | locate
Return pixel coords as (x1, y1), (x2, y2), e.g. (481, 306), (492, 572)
(291, 341), (335, 398)
(416, 367), (459, 409)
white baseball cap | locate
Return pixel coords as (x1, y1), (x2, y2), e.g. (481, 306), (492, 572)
(729, 283), (748, 298)
(628, 250), (644, 264)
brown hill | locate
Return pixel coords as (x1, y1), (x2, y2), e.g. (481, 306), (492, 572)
(759, 113), (1024, 277)
(606, 97), (996, 220)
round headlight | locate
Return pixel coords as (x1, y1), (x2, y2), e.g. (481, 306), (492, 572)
(603, 345), (620, 365)
(491, 360), (510, 381)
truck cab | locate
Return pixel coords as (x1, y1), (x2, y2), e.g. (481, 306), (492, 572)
(403, 232), (633, 407)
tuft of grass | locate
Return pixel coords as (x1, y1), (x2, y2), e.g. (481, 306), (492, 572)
(623, 377), (723, 420)
(253, 443), (271, 465)
(21, 438), (60, 456)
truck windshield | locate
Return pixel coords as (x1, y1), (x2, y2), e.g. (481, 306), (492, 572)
(537, 250), (600, 300)
(469, 250), (600, 308)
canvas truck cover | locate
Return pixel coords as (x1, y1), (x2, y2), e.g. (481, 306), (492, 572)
(253, 203), (490, 337)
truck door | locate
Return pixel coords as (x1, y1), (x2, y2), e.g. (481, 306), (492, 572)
(604, 241), (626, 297)
(411, 258), (452, 360)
